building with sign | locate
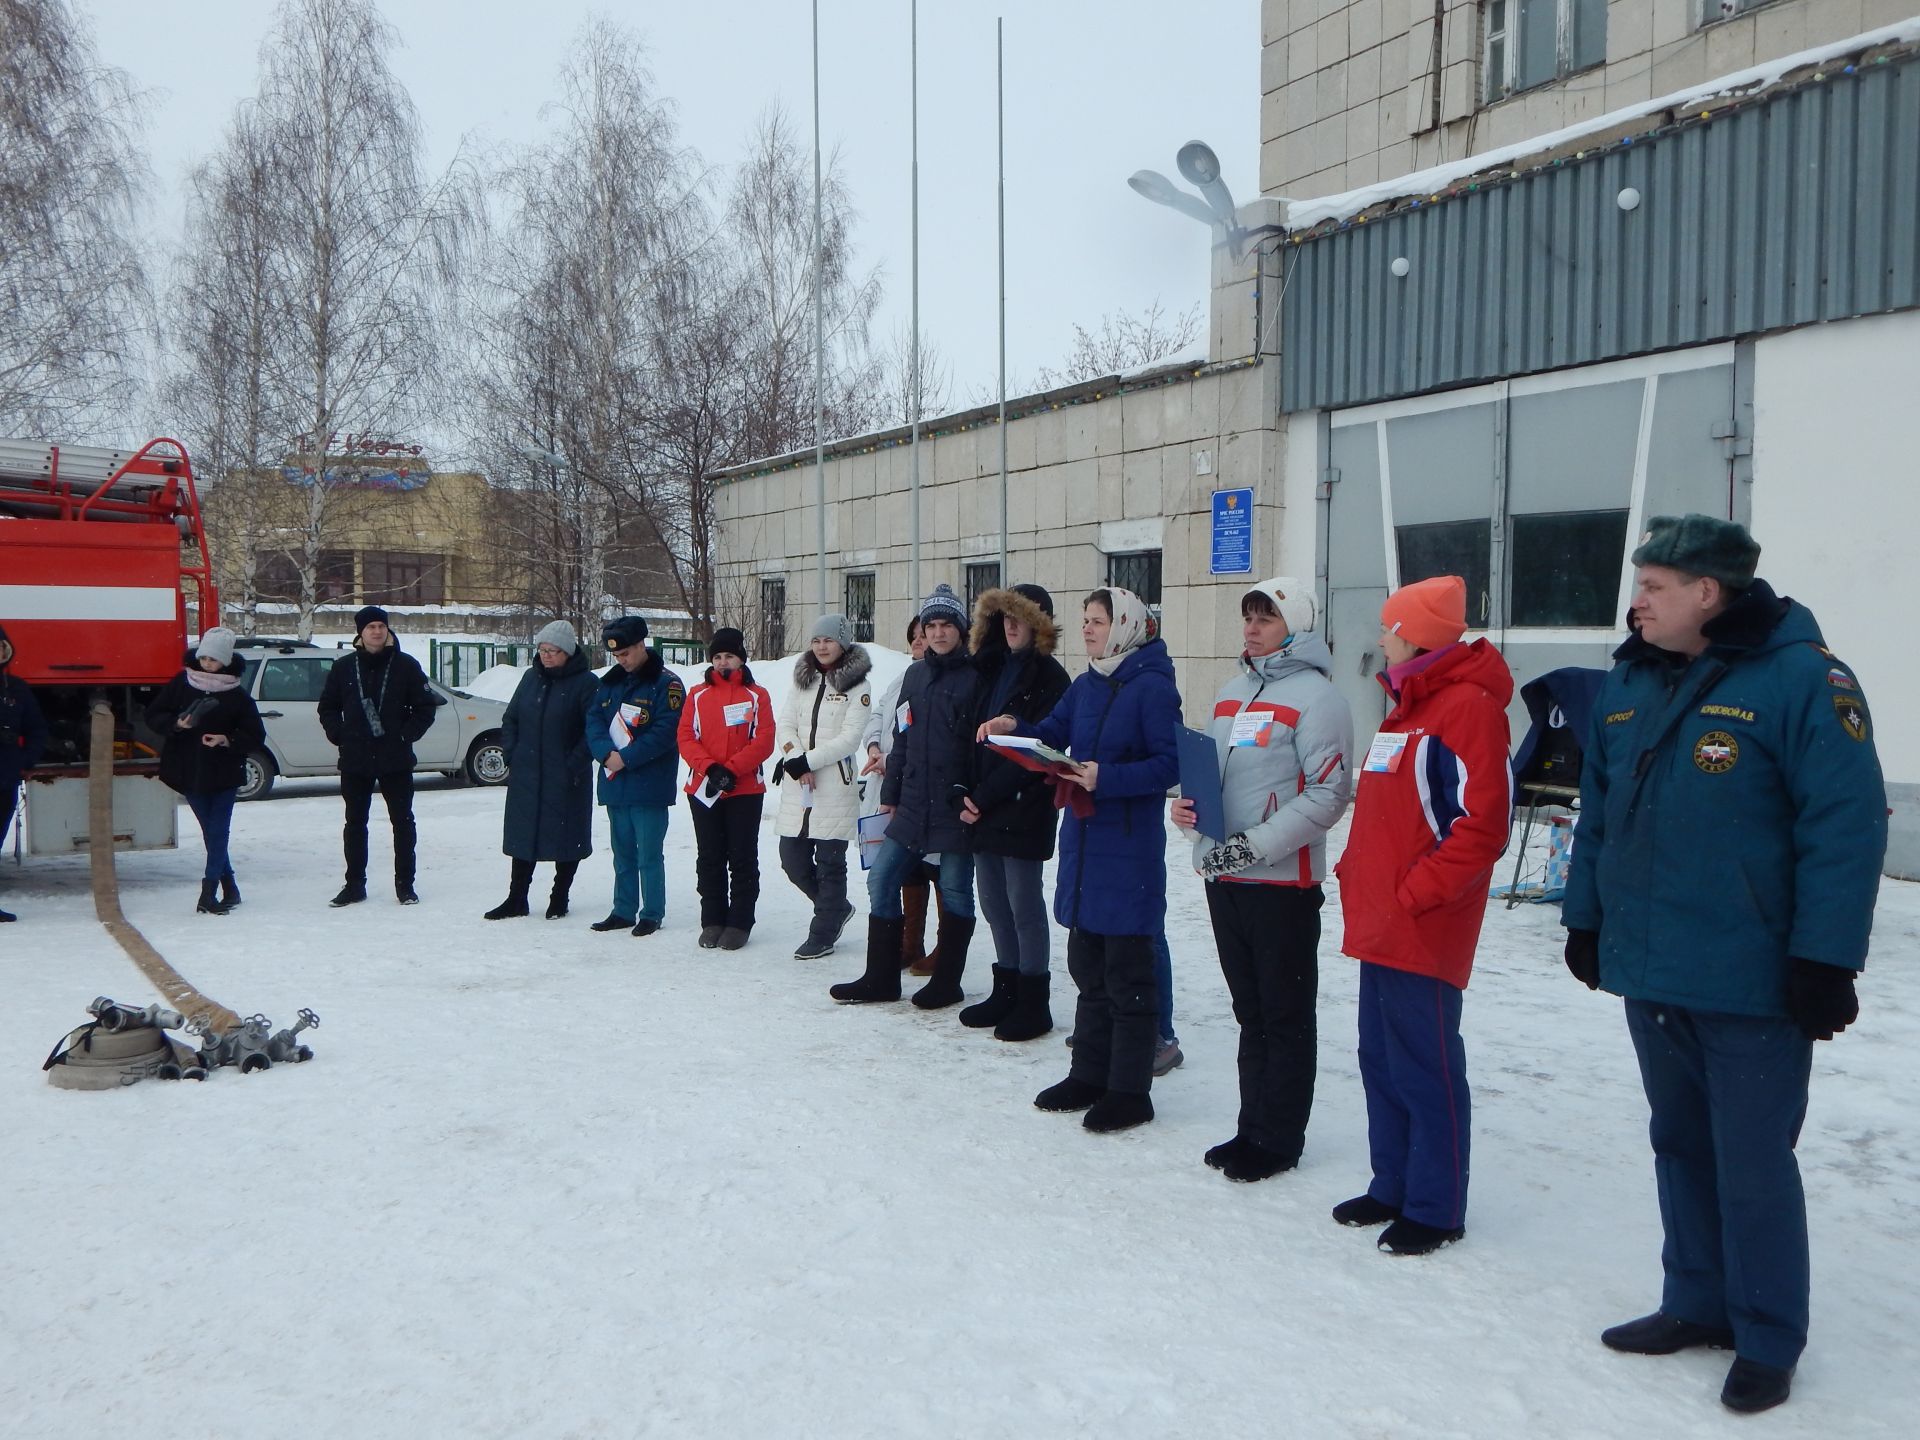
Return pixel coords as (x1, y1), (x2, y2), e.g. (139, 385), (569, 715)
(712, 2), (1920, 868)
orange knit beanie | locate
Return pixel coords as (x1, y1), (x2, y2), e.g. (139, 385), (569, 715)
(1382, 575), (1468, 651)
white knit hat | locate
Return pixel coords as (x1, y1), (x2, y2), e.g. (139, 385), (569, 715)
(1243, 577), (1317, 636)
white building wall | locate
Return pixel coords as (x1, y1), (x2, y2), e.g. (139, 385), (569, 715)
(1750, 307), (1920, 873)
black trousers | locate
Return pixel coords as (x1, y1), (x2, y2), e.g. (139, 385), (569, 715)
(689, 792), (763, 929)
(1208, 882), (1324, 1161)
(1065, 928), (1158, 1097)
(342, 770), (417, 886)
(779, 835), (850, 942)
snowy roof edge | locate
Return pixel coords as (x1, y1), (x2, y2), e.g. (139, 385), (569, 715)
(1282, 20), (1920, 233)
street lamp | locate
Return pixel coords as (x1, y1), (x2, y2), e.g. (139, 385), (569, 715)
(1129, 139), (1288, 257)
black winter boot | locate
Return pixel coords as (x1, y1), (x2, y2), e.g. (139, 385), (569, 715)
(994, 972), (1054, 1042)
(959, 965), (1017, 1029)
(219, 870), (242, 908)
(546, 861), (576, 919)
(485, 859), (534, 920)
(1377, 1217), (1464, 1256)
(196, 878), (230, 916)
(1034, 1076), (1105, 1112)
(1721, 1358), (1793, 1414)
(1083, 1091), (1154, 1133)
(330, 883), (367, 907)
(830, 917), (906, 1004)
(1222, 1140), (1296, 1183)
(911, 914), (975, 1009)
(1331, 1194), (1400, 1227)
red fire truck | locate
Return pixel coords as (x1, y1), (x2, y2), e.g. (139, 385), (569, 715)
(0, 437), (219, 855)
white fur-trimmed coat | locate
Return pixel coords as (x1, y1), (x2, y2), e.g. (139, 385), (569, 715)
(773, 644), (874, 842)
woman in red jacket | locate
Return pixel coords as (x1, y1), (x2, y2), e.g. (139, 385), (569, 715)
(1332, 575), (1512, 1256)
(677, 628), (776, 950)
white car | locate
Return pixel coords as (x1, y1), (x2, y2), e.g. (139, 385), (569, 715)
(230, 640), (510, 801)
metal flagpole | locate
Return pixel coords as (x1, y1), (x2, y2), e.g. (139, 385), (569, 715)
(996, 17), (1008, 579)
(812, 0), (827, 615)
(909, 0), (922, 604)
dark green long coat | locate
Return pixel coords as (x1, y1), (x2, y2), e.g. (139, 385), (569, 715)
(501, 649), (599, 862)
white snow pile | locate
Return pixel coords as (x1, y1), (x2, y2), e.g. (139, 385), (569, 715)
(2, 776), (1914, 1435)
(1285, 18), (1920, 232)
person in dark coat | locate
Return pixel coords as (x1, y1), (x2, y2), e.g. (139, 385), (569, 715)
(0, 621), (49, 923)
(955, 584), (1070, 1041)
(830, 583), (981, 1009)
(1562, 516), (1887, 1416)
(487, 619), (599, 920)
(982, 586), (1181, 1133)
(586, 615), (684, 938)
(318, 605), (439, 906)
(142, 627), (267, 915)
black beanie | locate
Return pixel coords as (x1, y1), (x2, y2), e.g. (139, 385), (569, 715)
(708, 627), (748, 662)
(1011, 583), (1055, 619)
(602, 615), (649, 652)
(354, 605), (391, 634)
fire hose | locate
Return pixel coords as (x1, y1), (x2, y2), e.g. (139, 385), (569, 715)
(39, 700), (318, 1087)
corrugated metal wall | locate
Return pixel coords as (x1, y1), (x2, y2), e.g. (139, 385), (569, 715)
(1280, 52), (1920, 413)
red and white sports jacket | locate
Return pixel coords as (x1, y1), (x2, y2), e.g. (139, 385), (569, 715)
(1193, 634), (1354, 885)
(1335, 639), (1514, 989)
(677, 664), (776, 797)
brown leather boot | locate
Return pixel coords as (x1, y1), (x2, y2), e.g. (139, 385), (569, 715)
(910, 887), (946, 977)
(899, 873), (931, 972)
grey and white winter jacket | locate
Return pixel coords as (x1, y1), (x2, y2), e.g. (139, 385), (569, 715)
(1192, 634), (1354, 885)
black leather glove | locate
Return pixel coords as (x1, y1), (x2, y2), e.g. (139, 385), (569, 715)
(946, 783), (973, 812)
(1786, 957), (1858, 1041)
(706, 764), (736, 794)
(784, 754), (811, 779)
(1564, 929), (1600, 990)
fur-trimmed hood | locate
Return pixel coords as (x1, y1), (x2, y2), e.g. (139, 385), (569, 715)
(969, 587), (1057, 658)
(791, 642), (874, 694)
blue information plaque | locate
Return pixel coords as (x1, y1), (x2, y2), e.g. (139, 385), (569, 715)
(1209, 488), (1254, 575)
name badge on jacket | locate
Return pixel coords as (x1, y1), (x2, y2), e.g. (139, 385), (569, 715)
(896, 701), (913, 731)
(1230, 711), (1273, 748)
(722, 700), (753, 726)
(1364, 731), (1410, 773)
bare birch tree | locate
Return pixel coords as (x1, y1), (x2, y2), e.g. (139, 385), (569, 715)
(461, 19), (707, 637)
(250, 0), (472, 638)
(0, 0), (153, 438)
(165, 107), (290, 632)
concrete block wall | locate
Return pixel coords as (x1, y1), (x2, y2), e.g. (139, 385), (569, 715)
(712, 361), (1289, 712)
(1261, 0), (1913, 201)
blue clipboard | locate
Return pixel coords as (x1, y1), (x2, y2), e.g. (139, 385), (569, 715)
(1178, 726), (1227, 842)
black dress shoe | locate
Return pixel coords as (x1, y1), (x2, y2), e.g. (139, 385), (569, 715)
(590, 914), (634, 932)
(1721, 1358), (1793, 1413)
(630, 919), (660, 937)
(1600, 1312), (1736, 1356)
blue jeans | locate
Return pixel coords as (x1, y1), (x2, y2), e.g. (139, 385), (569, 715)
(1153, 929), (1177, 1044)
(867, 836), (973, 919)
(185, 788), (238, 881)
(1625, 999), (1814, 1370)
(975, 852), (1049, 976)
(608, 805), (670, 923)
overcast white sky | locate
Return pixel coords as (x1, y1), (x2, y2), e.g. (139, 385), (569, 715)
(82, 0), (1257, 410)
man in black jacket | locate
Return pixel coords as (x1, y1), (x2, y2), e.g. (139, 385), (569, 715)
(317, 606), (439, 906)
(830, 583), (981, 1009)
(0, 621), (49, 922)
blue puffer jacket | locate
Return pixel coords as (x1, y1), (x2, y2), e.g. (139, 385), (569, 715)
(1025, 638), (1182, 936)
(1562, 581), (1887, 1018)
(588, 649), (685, 809)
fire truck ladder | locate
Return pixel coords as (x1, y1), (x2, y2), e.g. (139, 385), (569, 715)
(0, 437), (219, 621)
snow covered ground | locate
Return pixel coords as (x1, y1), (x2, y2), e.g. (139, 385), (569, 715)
(2, 774), (1915, 1438)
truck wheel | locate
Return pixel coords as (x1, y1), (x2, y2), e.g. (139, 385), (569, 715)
(465, 734), (509, 787)
(238, 751), (276, 802)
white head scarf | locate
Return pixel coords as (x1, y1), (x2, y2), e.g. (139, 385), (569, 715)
(1087, 586), (1154, 677)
